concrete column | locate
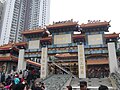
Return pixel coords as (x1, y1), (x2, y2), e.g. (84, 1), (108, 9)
(17, 49), (26, 72)
(108, 42), (118, 73)
(41, 47), (48, 79)
(78, 44), (86, 78)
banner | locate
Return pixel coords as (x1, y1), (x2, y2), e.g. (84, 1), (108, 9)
(78, 45), (86, 78)
(41, 47), (48, 79)
(108, 42), (118, 73)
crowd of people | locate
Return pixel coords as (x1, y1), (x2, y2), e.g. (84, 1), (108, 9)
(67, 81), (108, 90)
(0, 69), (45, 90)
(0, 64), (110, 90)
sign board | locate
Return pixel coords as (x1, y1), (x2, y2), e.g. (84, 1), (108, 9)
(28, 40), (40, 49)
(41, 47), (48, 79)
(54, 34), (71, 44)
(78, 45), (86, 78)
(88, 34), (103, 45)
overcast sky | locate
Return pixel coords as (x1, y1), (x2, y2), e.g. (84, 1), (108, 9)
(50, 0), (120, 33)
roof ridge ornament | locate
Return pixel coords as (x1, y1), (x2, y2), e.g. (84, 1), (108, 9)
(53, 19), (77, 25)
(88, 20), (101, 23)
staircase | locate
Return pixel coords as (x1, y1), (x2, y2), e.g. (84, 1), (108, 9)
(43, 74), (72, 90)
(52, 61), (79, 79)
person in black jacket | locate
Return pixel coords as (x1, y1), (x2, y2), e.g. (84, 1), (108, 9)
(98, 85), (108, 90)
(80, 81), (89, 90)
(0, 72), (5, 83)
(13, 83), (25, 90)
(31, 82), (41, 90)
(67, 85), (72, 90)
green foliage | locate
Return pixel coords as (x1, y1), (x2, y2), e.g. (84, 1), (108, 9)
(116, 49), (120, 56)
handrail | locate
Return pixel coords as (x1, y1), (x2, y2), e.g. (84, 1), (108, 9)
(108, 76), (117, 89)
(60, 75), (72, 90)
(109, 73), (120, 89)
(52, 61), (79, 79)
(50, 56), (79, 79)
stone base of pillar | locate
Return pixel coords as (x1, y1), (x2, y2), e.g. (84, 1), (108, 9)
(17, 49), (26, 72)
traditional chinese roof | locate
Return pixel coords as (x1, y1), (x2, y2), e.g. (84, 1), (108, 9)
(40, 36), (52, 42)
(0, 55), (18, 61)
(22, 28), (46, 35)
(15, 42), (28, 49)
(0, 43), (13, 50)
(104, 33), (119, 38)
(87, 59), (108, 65)
(86, 54), (108, 58)
(0, 43), (19, 51)
(80, 21), (110, 28)
(72, 34), (85, 39)
(40, 34), (85, 42)
(15, 42), (27, 46)
(0, 56), (11, 61)
(55, 53), (77, 58)
(26, 59), (41, 67)
(47, 20), (78, 29)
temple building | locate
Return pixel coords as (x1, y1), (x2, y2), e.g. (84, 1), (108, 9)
(0, 20), (119, 79)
